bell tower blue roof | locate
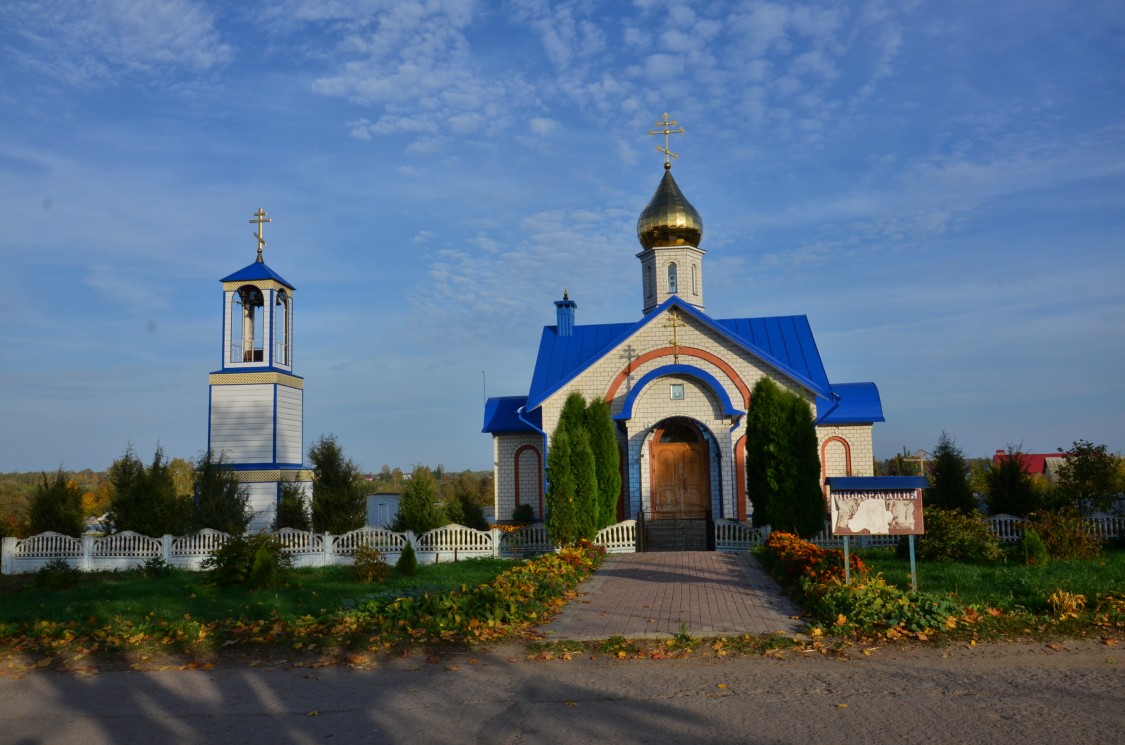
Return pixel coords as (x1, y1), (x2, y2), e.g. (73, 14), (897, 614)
(221, 260), (295, 289)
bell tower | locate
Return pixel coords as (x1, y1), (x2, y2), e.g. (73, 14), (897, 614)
(208, 209), (312, 531)
(636, 113), (705, 314)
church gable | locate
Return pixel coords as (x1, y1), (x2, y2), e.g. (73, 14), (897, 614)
(529, 297), (832, 422)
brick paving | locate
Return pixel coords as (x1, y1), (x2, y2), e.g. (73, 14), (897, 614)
(539, 551), (803, 641)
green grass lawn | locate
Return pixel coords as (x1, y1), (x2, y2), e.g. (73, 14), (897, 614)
(856, 546), (1125, 612)
(0, 558), (514, 628)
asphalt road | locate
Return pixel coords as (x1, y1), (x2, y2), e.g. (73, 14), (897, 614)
(1, 640), (1122, 744)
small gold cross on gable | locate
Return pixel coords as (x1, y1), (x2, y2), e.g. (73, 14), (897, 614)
(250, 208), (272, 262)
(648, 113), (685, 167)
(662, 309), (687, 363)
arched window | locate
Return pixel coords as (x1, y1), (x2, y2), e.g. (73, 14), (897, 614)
(232, 285), (264, 363)
(275, 290), (290, 366)
(692, 264), (698, 295)
(667, 262), (678, 294)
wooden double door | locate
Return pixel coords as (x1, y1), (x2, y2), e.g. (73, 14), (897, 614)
(650, 421), (711, 520)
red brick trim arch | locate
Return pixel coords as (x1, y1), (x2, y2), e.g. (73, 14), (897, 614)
(514, 444), (543, 517)
(819, 436), (853, 497)
(604, 346), (752, 408)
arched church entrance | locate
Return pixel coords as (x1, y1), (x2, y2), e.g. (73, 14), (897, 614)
(650, 418), (711, 519)
(644, 418), (713, 551)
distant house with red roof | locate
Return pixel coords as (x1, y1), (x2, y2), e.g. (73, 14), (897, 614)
(992, 450), (1068, 482)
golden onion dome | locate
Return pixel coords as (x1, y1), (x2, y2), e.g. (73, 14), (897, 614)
(636, 163), (703, 250)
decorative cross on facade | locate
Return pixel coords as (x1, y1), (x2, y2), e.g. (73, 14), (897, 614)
(250, 208), (272, 262)
(663, 309), (687, 363)
(648, 113), (685, 167)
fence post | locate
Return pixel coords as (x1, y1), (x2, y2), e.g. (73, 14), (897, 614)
(323, 533), (333, 567)
(82, 534), (94, 572)
(1, 537), (13, 575)
(162, 535), (173, 563)
(490, 528), (501, 558)
(404, 530), (417, 549)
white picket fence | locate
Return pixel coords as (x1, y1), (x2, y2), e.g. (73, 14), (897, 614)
(0, 520), (641, 575)
(710, 513), (1125, 551)
(6, 513), (1122, 573)
(983, 513), (1125, 543)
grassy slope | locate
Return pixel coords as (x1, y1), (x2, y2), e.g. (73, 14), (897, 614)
(857, 547), (1125, 612)
(0, 558), (513, 627)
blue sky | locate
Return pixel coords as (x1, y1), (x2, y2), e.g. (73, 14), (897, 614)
(1, 0), (1122, 474)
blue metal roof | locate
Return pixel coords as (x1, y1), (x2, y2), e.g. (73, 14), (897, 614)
(526, 321), (636, 409)
(817, 382), (885, 424)
(221, 260), (295, 289)
(525, 297), (833, 410)
(825, 477), (928, 490)
(482, 396), (542, 434)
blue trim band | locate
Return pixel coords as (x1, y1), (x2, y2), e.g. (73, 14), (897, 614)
(612, 364), (744, 421)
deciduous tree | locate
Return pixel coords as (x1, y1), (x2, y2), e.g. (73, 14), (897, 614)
(1055, 440), (1123, 515)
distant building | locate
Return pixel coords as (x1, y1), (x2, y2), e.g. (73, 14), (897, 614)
(366, 493), (401, 529)
(992, 450), (1068, 483)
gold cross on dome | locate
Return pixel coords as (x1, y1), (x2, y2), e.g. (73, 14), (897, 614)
(648, 113), (685, 167)
(250, 208), (272, 261)
(663, 309), (687, 363)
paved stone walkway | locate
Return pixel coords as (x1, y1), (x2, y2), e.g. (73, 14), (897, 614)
(539, 551), (802, 641)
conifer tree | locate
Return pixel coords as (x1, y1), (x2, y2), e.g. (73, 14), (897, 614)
(545, 428), (579, 545)
(309, 435), (366, 534)
(745, 379), (825, 537)
(585, 397), (621, 528)
(985, 448), (1038, 517)
(191, 450), (251, 534)
(776, 392), (827, 537)
(106, 445), (187, 536)
(571, 427), (600, 541)
(928, 432), (977, 513)
(28, 470), (84, 537)
(393, 465), (446, 534)
(273, 482), (312, 531)
(745, 378), (785, 528)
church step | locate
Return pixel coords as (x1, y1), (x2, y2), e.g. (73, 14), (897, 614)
(643, 519), (709, 552)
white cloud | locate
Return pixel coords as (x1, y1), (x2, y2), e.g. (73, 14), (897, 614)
(1, 0), (232, 85)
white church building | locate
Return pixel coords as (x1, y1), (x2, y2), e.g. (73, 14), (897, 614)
(483, 121), (884, 535)
(208, 210), (312, 531)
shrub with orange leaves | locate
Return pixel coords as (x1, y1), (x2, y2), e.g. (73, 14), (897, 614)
(759, 531), (866, 586)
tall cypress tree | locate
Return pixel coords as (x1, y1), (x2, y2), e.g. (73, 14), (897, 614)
(571, 427), (600, 541)
(775, 392), (827, 537)
(545, 428), (578, 545)
(745, 379), (825, 537)
(585, 397), (621, 528)
(745, 378), (785, 528)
